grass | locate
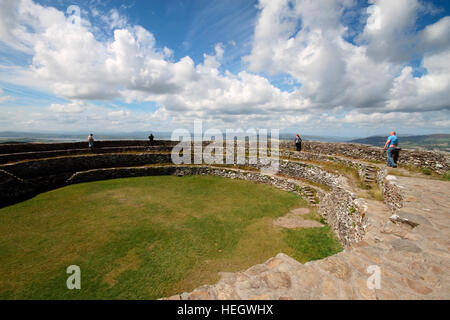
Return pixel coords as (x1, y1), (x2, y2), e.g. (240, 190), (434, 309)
(283, 226), (342, 263)
(367, 185), (384, 201)
(0, 175), (342, 299)
(301, 207), (326, 224)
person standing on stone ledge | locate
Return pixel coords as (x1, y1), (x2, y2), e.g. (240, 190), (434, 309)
(383, 131), (398, 168)
(295, 134), (302, 151)
(148, 133), (154, 146)
(88, 133), (94, 150)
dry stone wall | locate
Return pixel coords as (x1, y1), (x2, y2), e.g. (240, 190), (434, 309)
(237, 157), (344, 188)
(377, 169), (405, 212)
(278, 160), (343, 188)
(319, 188), (367, 246)
(0, 140), (177, 154)
(0, 148), (369, 247)
(0, 140), (385, 247)
(2, 139), (447, 174)
(0, 153), (172, 179)
(68, 165), (303, 195)
(0, 146), (174, 165)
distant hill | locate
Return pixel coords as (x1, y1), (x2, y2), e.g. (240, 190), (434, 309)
(350, 134), (450, 152)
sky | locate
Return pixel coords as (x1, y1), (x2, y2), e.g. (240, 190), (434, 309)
(0, 0), (449, 138)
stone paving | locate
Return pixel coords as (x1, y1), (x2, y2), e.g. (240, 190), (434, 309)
(273, 207), (324, 229)
(166, 175), (449, 300)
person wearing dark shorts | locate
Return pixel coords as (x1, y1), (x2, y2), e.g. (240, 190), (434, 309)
(295, 134), (302, 151)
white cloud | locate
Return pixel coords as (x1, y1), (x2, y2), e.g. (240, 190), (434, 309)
(49, 100), (86, 113)
(244, 0), (450, 115)
(0, 0), (449, 134)
(108, 109), (130, 118)
(102, 8), (127, 30)
(386, 50), (450, 112)
(417, 16), (450, 56)
(432, 119), (450, 128)
(359, 0), (420, 63)
(0, 88), (15, 103)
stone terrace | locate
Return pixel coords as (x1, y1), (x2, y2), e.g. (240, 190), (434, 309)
(0, 139), (449, 299)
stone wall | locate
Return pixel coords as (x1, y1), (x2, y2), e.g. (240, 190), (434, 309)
(377, 169), (405, 212)
(0, 169), (36, 206)
(280, 140), (449, 174)
(231, 157), (344, 189)
(1, 152), (338, 206)
(3, 139), (447, 174)
(0, 139), (178, 154)
(0, 153), (172, 179)
(278, 160), (344, 188)
(319, 187), (367, 246)
(68, 165), (304, 196)
(0, 145), (174, 164)
(0, 150), (368, 247)
(0, 153), (171, 206)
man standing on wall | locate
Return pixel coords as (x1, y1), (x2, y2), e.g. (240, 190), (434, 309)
(295, 134), (302, 151)
(383, 131), (398, 168)
(88, 133), (94, 150)
(148, 133), (154, 146)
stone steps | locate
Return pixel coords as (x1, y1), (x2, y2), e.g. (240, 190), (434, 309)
(363, 165), (378, 184)
(301, 186), (317, 204)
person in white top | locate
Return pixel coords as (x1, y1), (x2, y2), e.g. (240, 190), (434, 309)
(88, 133), (94, 149)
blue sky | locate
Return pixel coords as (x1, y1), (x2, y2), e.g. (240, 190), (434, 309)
(0, 0), (449, 137)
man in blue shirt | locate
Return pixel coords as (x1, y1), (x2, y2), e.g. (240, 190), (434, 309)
(383, 131), (398, 168)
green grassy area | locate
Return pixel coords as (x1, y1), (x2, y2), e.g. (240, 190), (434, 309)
(0, 175), (342, 299)
(441, 171), (450, 181)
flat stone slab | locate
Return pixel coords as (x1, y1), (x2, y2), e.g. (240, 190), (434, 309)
(289, 207), (310, 215)
(273, 212), (324, 229)
(389, 239), (422, 253)
(395, 210), (431, 226)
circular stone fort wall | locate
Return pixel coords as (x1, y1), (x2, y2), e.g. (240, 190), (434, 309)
(0, 140), (448, 249)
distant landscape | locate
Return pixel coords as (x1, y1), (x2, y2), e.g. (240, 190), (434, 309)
(0, 131), (350, 144)
(0, 131), (449, 152)
(350, 134), (450, 152)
